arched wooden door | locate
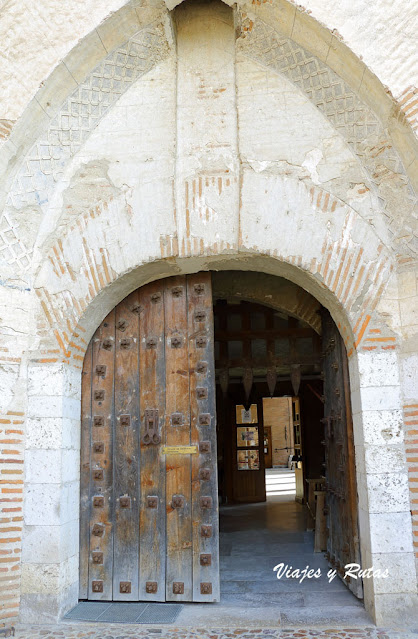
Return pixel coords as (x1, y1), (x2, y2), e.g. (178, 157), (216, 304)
(79, 273), (219, 602)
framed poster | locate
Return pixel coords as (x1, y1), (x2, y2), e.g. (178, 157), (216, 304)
(236, 404), (258, 424)
(237, 449), (260, 471)
(237, 425), (259, 447)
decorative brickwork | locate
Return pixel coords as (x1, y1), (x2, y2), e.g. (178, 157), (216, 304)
(0, 411), (24, 626)
(238, 17), (418, 264)
(0, 211), (31, 271)
(397, 86), (418, 133)
(0, 21), (169, 274)
(405, 403), (418, 568)
(0, 120), (14, 142)
(1, 13), (417, 279)
(30, 176), (394, 364)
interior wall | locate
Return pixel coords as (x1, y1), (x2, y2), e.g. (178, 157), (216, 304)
(263, 398), (294, 467)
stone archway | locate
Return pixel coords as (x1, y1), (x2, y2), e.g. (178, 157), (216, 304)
(22, 258), (416, 626)
(1, 0), (416, 630)
(76, 269), (363, 611)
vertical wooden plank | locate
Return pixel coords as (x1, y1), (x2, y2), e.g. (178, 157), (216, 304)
(88, 310), (115, 601)
(138, 280), (166, 601)
(79, 340), (93, 599)
(340, 330), (363, 598)
(164, 275), (192, 602)
(188, 272), (220, 602)
(113, 292), (140, 600)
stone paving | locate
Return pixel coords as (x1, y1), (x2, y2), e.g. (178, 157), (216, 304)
(7, 623), (418, 639)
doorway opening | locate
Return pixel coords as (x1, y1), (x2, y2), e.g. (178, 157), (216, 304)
(212, 279), (363, 609)
(79, 270), (363, 613)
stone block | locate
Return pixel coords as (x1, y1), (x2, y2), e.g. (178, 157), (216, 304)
(19, 581), (78, 624)
(357, 350), (400, 387)
(97, 3), (141, 53)
(0, 138), (17, 177)
(28, 364), (64, 397)
(24, 484), (61, 526)
(357, 67), (392, 126)
(60, 481), (79, 525)
(348, 355), (360, 392)
(25, 449), (61, 484)
(62, 520), (80, 561)
(61, 449), (80, 483)
(248, 2), (296, 39)
(35, 63), (78, 119)
(6, 99), (50, 158)
(63, 365), (82, 400)
(28, 395), (63, 419)
(401, 354), (418, 401)
(373, 592), (418, 627)
(291, 9), (333, 63)
(325, 35), (365, 92)
(63, 30), (107, 84)
(366, 472), (411, 513)
(359, 385), (401, 412)
(361, 571), (376, 624)
(354, 443), (366, 476)
(59, 553), (79, 590)
(353, 409), (403, 447)
(400, 297), (418, 327)
(22, 521), (79, 565)
(26, 417), (63, 449)
(63, 396), (81, 421)
(358, 443), (406, 475)
(62, 417), (81, 450)
(368, 512), (414, 554)
(398, 271), (417, 299)
(21, 562), (59, 595)
(19, 593), (60, 624)
(22, 525), (61, 564)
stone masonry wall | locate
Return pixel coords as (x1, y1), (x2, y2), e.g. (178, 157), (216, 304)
(0, 0), (417, 629)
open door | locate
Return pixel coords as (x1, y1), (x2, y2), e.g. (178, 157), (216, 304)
(321, 309), (363, 598)
(80, 273), (220, 602)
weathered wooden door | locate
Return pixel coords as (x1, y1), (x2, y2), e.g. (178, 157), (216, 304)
(80, 273), (220, 602)
(321, 309), (362, 598)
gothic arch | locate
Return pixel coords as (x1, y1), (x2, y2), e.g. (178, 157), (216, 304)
(0, 0), (417, 278)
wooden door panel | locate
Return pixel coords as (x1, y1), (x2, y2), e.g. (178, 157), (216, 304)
(80, 274), (219, 602)
(164, 276), (193, 602)
(188, 273), (220, 602)
(88, 311), (115, 601)
(138, 280), (166, 601)
(79, 340), (92, 599)
(113, 292), (140, 600)
(322, 310), (362, 598)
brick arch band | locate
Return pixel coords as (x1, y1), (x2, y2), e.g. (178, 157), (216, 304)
(33, 176), (395, 368)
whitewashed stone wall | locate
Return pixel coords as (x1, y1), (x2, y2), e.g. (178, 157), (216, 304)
(0, 0), (417, 629)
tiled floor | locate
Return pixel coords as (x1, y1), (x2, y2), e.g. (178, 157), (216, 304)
(215, 470), (365, 624)
(9, 471), (417, 638)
